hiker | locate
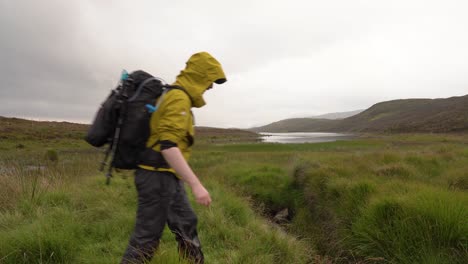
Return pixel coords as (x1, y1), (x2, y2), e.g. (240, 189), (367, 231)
(121, 52), (227, 264)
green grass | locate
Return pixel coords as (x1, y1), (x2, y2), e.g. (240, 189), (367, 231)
(0, 176), (311, 263)
(351, 190), (467, 264)
(191, 134), (468, 263)
(1, 133), (467, 263)
(0, 138), (311, 263)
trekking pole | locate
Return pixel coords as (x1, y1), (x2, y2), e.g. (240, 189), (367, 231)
(106, 115), (124, 185)
(105, 70), (131, 185)
(100, 144), (112, 172)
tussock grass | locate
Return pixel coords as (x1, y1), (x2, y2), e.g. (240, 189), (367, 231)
(351, 191), (468, 264)
(1, 134), (467, 263)
(0, 138), (311, 263)
(0, 175), (311, 263)
(0, 142), (101, 210)
(198, 134), (468, 263)
(293, 144), (468, 263)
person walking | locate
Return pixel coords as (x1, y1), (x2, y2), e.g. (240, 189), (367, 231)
(121, 52), (227, 264)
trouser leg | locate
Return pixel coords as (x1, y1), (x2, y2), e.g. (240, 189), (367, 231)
(121, 170), (177, 264)
(167, 180), (204, 264)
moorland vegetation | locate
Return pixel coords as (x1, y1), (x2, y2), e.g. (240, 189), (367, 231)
(0, 117), (467, 263)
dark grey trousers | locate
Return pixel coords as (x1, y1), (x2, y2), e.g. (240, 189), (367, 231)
(121, 169), (204, 264)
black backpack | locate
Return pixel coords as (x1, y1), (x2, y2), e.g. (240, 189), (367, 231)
(85, 70), (181, 184)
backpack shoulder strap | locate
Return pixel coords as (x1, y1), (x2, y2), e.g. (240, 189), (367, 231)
(146, 85), (191, 149)
(165, 85), (193, 105)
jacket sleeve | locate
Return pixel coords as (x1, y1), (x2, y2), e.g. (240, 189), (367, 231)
(156, 90), (191, 148)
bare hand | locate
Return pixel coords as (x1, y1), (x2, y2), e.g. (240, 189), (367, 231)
(191, 183), (212, 206)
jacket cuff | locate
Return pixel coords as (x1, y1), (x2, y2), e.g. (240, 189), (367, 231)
(160, 140), (178, 150)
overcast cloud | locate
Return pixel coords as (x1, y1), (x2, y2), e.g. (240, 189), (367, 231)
(1, 0), (467, 128)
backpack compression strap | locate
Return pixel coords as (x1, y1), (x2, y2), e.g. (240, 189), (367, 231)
(128, 77), (166, 102)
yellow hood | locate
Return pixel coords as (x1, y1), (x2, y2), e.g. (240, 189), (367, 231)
(173, 52), (227, 108)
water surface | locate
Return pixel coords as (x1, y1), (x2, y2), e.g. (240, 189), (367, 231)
(260, 132), (354, 144)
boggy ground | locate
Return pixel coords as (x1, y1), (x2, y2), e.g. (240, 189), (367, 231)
(199, 133), (468, 263)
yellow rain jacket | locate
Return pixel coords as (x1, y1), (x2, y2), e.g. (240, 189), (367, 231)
(139, 52), (226, 174)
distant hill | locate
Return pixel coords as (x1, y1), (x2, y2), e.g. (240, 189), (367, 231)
(333, 95), (468, 133)
(250, 118), (338, 133)
(0, 116), (259, 141)
(0, 116), (89, 140)
(308, 110), (363, 120)
(251, 94), (468, 133)
(251, 110), (363, 133)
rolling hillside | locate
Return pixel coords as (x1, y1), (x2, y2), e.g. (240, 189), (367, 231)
(250, 118), (338, 133)
(0, 116), (259, 142)
(308, 109), (363, 119)
(252, 94), (468, 133)
(0, 116), (88, 140)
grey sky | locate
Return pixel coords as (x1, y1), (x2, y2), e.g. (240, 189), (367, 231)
(1, 0), (467, 128)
